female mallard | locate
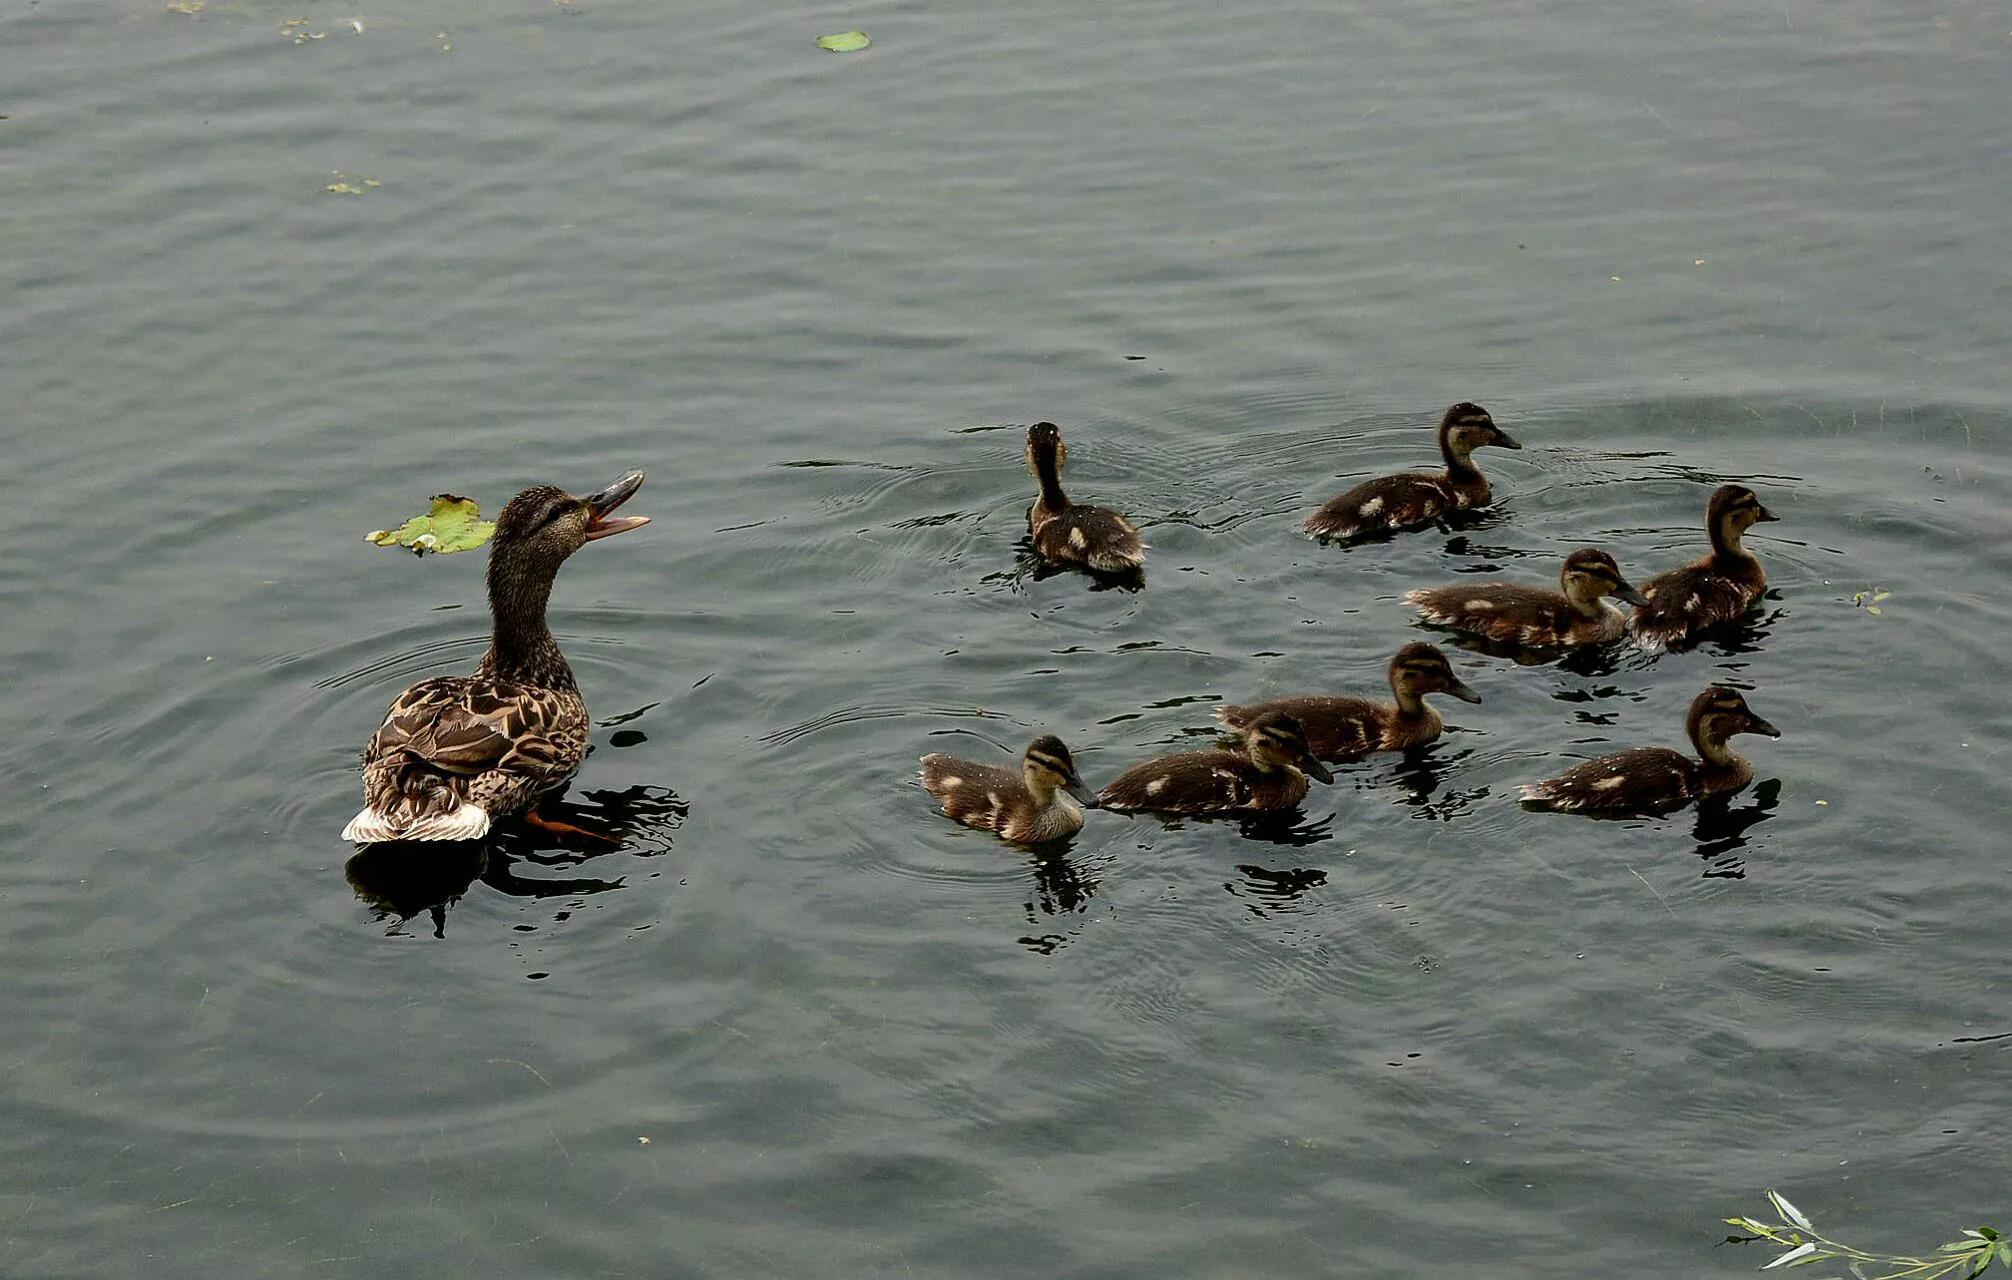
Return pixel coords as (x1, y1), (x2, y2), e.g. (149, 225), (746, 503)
(1098, 711), (1335, 815)
(1303, 403), (1521, 540)
(342, 471), (650, 843)
(1632, 484), (1777, 651)
(1216, 642), (1480, 761)
(1405, 548), (1649, 649)
(919, 734), (1094, 844)
(1025, 421), (1145, 573)
(1519, 685), (1780, 816)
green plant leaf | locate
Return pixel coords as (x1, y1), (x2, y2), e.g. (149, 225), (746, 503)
(365, 494), (496, 555)
(816, 30), (869, 51)
(1979, 1228), (2001, 1242)
(1766, 1243), (1820, 1269)
(1771, 1192), (1817, 1231)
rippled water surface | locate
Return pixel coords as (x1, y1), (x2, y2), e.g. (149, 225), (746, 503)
(5, 1), (2009, 1275)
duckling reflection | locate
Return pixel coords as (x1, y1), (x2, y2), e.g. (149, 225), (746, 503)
(1229, 864), (1330, 915)
(1691, 777), (1780, 877)
(1385, 744), (1489, 823)
(343, 784), (687, 936)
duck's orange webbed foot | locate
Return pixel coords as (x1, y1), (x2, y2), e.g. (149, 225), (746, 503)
(524, 807), (623, 847)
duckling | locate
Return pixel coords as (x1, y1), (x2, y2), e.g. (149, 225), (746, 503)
(920, 734), (1095, 844)
(1405, 548), (1650, 649)
(1303, 403), (1521, 540)
(1632, 484), (1777, 652)
(1098, 711), (1335, 815)
(343, 472), (650, 843)
(1519, 685), (1780, 816)
(1216, 642), (1480, 761)
(1025, 421), (1146, 573)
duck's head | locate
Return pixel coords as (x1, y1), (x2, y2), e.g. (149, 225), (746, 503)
(1560, 547), (1650, 608)
(1706, 484), (1777, 549)
(1026, 422), (1068, 477)
(1389, 641), (1483, 705)
(488, 471), (649, 601)
(1685, 685), (1781, 752)
(1022, 733), (1094, 804)
(1241, 712), (1335, 783)
(1439, 402), (1520, 461)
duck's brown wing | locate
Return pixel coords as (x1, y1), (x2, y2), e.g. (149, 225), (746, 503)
(1098, 749), (1265, 814)
(1032, 503), (1145, 572)
(1632, 561), (1762, 651)
(1303, 472), (1451, 539)
(352, 676), (586, 840)
(1518, 747), (1698, 815)
(918, 754), (1024, 832)
(1407, 583), (1574, 645)
(1218, 696), (1381, 761)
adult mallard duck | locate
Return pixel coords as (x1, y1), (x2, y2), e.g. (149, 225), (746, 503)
(1303, 402), (1520, 540)
(918, 734), (1095, 844)
(342, 471), (650, 843)
(1216, 642), (1480, 761)
(1406, 548), (1649, 649)
(1518, 685), (1780, 816)
(1025, 421), (1145, 573)
(1098, 711), (1334, 815)
(1632, 484), (1777, 652)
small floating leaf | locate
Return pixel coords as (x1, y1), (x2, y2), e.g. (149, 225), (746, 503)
(366, 494), (496, 555)
(166, 1), (205, 12)
(1769, 1191), (1815, 1231)
(1762, 1242), (1818, 1269)
(816, 30), (870, 52)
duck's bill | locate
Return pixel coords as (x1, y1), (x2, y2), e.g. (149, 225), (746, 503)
(1067, 779), (1100, 807)
(1612, 583), (1652, 608)
(1754, 504), (1780, 523)
(1446, 678), (1484, 705)
(1492, 429), (1523, 450)
(1300, 757), (1336, 784)
(584, 470), (650, 541)
(1746, 714), (1783, 739)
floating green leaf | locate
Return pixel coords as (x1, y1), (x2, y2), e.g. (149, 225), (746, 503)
(816, 30), (869, 52)
(365, 494), (496, 555)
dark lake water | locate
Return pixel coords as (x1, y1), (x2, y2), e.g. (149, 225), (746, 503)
(5, 1), (2008, 1275)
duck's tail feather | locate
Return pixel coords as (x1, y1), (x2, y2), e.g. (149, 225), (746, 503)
(343, 801), (492, 844)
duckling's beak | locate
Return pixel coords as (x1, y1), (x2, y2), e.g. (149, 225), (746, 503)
(1065, 773), (1099, 807)
(1753, 503), (1779, 523)
(583, 470), (650, 541)
(1612, 581), (1651, 608)
(1745, 714), (1782, 739)
(1491, 428), (1523, 450)
(1443, 677), (1483, 705)
(1299, 755), (1336, 784)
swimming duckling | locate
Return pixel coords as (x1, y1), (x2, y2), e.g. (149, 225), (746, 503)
(1216, 642), (1480, 762)
(919, 734), (1095, 844)
(1025, 422), (1145, 573)
(1519, 685), (1780, 816)
(1098, 711), (1335, 815)
(1406, 548), (1649, 649)
(1303, 403), (1521, 540)
(343, 472), (650, 844)
(1632, 484), (1777, 652)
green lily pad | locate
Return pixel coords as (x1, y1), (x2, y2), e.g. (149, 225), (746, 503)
(366, 494), (496, 556)
(816, 30), (869, 52)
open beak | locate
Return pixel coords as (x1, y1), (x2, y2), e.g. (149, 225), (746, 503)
(1444, 677), (1483, 705)
(1612, 581), (1651, 608)
(1299, 755), (1336, 784)
(583, 469), (649, 541)
(1745, 714), (1782, 739)
(1754, 504), (1779, 523)
(1492, 428), (1523, 450)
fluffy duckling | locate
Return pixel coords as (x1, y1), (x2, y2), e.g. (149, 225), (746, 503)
(1025, 422), (1145, 573)
(1216, 643), (1480, 762)
(1519, 685), (1780, 816)
(920, 734), (1095, 844)
(1098, 711), (1335, 815)
(1632, 484), (1777, 652)
(1303, 402), (1521, 540)
(344, 472), (650, 843)
(1406, 548), (1649, 649)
